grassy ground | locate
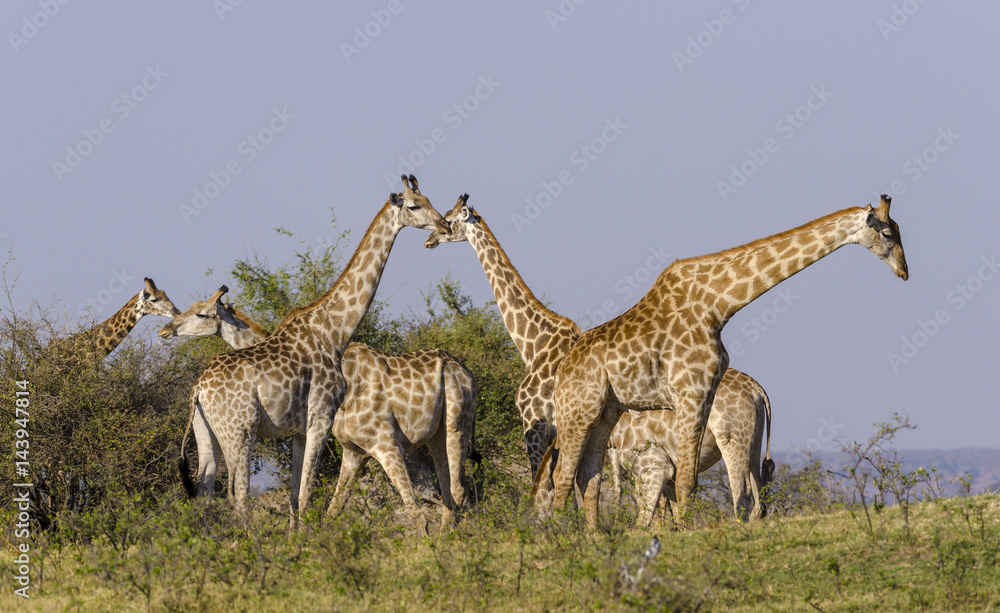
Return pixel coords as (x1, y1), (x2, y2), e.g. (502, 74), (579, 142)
(2, 472), (998, 612)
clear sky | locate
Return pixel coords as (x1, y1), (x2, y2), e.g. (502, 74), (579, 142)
(2, 2), (998, 456)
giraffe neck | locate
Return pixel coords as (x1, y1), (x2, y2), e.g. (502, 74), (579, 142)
(220, 308), (270, 349)
(670, 206), (867, 327)
(91, 293), (143, 355)
(283, 201), (402, 350)
(467, 219), (580, 366)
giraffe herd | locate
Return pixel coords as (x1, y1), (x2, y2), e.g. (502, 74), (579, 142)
(71, 176), (908, 533)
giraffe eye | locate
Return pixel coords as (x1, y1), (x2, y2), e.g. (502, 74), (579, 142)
(196, 313), (208, 319)
(881, 229), (892, 238)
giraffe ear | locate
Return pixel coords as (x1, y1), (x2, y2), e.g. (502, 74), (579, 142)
(400, 174), (416, 198)
(390, 192), (402, 207)
(208, 285), (229, 304)
(875, 194), (892, 222)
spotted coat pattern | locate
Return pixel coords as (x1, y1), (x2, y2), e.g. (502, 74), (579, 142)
(162, 289), (476, 535)
(426, 197), (580, 477)
(56, 277), (180, 358)
(185, 177), (450, 529)
(608, 369), (772, 524)
(330, 344), (476, 535)
(534, 197), (908, 529)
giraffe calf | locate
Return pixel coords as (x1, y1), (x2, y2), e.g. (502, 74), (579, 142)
(608, 369), (773, 525)
(329, 344), (477, 535)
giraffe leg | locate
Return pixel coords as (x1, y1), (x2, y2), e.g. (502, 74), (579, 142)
(438, 366), (475, 526)
(549, 369), (610, 522)
(326, 443), (369, 518)
(369, 441), (429, 536)
(295, 424), (332, 531)
(524, 417), (554, 480)
(295, 377), (338, 531)
(426, 428), (456, 530)
(636, 448), (671, 528)
(288, 434), (305, 530)
(192, 404), (222, 498)
(224, 432), (253, 525)
(576, 406), (619, 531)
(608, 448), (623, 503)
(670, 368), (722, 523)
(747, 397), (767, 521)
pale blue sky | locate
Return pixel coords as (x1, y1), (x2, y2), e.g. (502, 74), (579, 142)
(2, 2), (998, 454)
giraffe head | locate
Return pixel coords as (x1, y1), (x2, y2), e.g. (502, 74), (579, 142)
(137, 277), (181, 317)
(424, 194), (473, 248)
(158, 285), (246, 340)
(389, 174), (451, 235)
(858, 194), (908, 280)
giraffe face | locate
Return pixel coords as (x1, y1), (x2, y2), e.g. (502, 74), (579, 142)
(860, 195), (908, 280)
(138, 277), (182, 317)
(424, 194), (473, 248)
(390, 174), (451, 235)
(159, 286), (246, 340)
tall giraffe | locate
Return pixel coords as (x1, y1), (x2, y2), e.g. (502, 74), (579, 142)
(535, 196), (908, 529)
(425, 195), (581, 476)
(160, 285), (270, 506)
(161, 288), (477, 535)
(608, 368), (773, 525)
(185, 176), (450, 528)
(57, 278), (181, 357)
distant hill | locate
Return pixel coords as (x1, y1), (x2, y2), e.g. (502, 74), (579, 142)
(770, 447), (1000, 496)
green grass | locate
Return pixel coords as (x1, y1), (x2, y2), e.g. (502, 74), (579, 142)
(2, 480), (998, 612)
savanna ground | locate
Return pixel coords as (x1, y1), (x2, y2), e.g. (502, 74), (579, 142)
(2, 226), (998, 611)
(2, 462), (998, 612)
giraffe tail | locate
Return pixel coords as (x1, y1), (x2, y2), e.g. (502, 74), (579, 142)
(759, 387), (774, 517)
(179, 384), (199, 499)
(529, 439), (559, 501)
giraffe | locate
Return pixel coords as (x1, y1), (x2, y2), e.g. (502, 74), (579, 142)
(425, 195), (581, 477)
(182, 176), (450, 529)
(159, 285), (267, 350)
(608, 368), (773, 525)
(160, 288), (478, 535)
(55, 277), (181, 358)
(534, 195), (908, 530)
(329, 344), (476, 535)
